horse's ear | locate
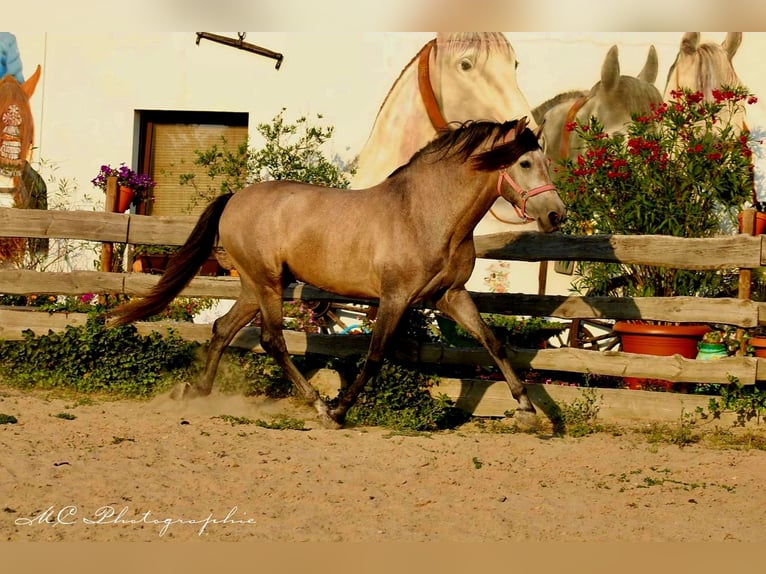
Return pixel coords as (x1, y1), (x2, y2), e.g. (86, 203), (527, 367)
(722, 32), (742, 60)
(21, 65), (42, 99)
(515, 116), (528, 136)
(637, 45), (658, 85)
(680, 32), (700, 55)
(534, 119), (545, 141)
(601, 45), (620, 93)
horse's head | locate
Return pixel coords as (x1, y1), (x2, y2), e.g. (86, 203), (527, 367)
(664, 33), (746, 133)
(537, 45), (662, 162)
(664, 33), (743, 102)
(432, 33), (535, 128)
(0, 64), (41, 178)
(585, 45), (662, 138)
(472, 117), (566, 233)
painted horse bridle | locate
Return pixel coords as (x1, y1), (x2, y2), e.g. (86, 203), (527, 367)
(417, 40), (449, 131)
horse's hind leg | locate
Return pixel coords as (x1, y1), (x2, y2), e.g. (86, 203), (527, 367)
(435, 288), (536, 415)
(173, 297), (259, 399)
(256, 285), (338, 428)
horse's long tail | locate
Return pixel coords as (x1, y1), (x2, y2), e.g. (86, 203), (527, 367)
(109, 193), (234, 327)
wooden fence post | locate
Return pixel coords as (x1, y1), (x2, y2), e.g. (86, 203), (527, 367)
(737, 208), (756, 354)
(99, 176), (118, 305)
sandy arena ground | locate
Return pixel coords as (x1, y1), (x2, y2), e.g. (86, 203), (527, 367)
(1, 385), (765, 542)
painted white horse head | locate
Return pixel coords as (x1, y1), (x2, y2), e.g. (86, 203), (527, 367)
(533, 45), (663, 163)
(352, 32), (534, 189)
(664, 32), (745, 130)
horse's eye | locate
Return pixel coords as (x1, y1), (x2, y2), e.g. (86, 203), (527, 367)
(460, 59), (473, 71)
(520, 160), (531, 169)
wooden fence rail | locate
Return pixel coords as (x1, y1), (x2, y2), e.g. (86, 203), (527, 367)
(1, 207), (765, 389)
(2, 207), (764, 267)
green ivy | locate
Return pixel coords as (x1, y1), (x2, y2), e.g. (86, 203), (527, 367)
(0, 315), (196, 397)
(344, 359), (469, 431)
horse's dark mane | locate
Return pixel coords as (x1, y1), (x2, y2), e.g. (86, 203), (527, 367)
(531, 90), (589, 125)
(388, 119), (539, 179)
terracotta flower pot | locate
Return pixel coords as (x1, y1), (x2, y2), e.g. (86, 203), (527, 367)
(117, 185), (134, 212)
(614, 322), (711, 391)
(738, 211), (766, 235)
(749, 336), (766, 358)
(133, 254), (170, 274)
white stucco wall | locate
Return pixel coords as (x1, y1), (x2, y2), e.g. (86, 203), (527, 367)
(9, 32), (766, 296)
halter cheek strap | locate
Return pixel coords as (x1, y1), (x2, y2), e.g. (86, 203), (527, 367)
(497, 171), (557, 223)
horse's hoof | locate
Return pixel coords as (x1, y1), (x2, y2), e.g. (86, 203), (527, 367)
(315, 400), (343, 429)
(170, 382), (209, 400)
(510, 409), (539, 431)
(169, 382), (190, 400)
(317, 412), (343, 430)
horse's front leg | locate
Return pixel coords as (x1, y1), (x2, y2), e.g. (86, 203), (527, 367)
(435, 288), (536, 416)
(329, 296), (409, 424)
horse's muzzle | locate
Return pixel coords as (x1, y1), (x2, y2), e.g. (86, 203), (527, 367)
(548, 210), (565, 230)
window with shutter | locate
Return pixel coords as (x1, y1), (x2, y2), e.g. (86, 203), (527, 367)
(137, 111), (248, 216)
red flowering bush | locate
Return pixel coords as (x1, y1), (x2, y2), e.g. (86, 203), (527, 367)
(558, 86), (759, 297)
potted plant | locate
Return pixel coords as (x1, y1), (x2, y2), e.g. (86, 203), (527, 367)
(91, 163), (156, 212)
(556, 86), (759, 388)
(742, 324), (766, 358)
(696, 328), (738, 360)
(131, 244), (224, 276)
(132, 244), (177, 274)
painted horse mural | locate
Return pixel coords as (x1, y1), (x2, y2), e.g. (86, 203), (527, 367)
(533, 44), (663, 164)
(663, 32), (744, 110)
(352, 33), (535, 189)
(0, 64), (47, 266)
(530, 44), (663, 345)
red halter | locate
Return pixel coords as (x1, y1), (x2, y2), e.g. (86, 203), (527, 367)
(496, 171), (557, 223)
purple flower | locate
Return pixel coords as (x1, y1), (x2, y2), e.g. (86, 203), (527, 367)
(91, 163), (156, 204)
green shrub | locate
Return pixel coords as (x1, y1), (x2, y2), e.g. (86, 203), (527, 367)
(442, 314), (566, 349)
(0, 315), (196, 397)
(343, 359), (469, 431)
(217, 350), (294, 398)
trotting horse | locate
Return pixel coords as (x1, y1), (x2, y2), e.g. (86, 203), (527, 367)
(110, 118), (566, 428)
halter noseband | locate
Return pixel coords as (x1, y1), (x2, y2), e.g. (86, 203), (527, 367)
(496, 171), (557, 223)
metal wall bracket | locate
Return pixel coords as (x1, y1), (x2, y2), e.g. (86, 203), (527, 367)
(195, 32), (284, 70)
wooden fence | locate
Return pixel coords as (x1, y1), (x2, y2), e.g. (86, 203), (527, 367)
(1, 207), (766, 396)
